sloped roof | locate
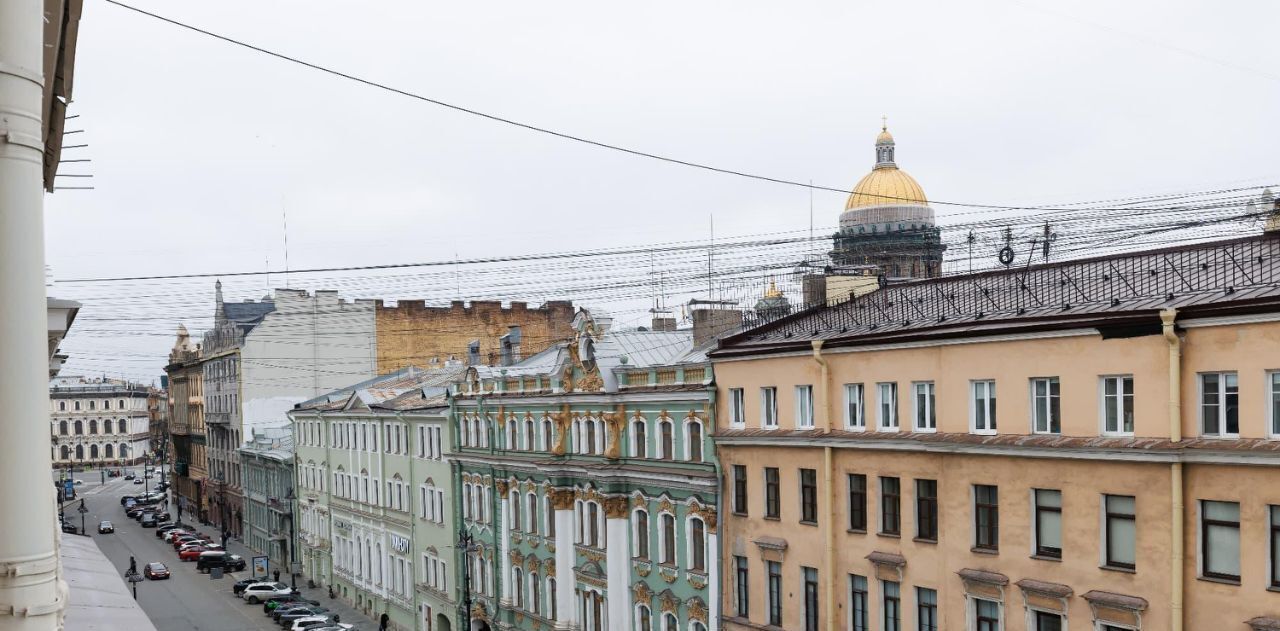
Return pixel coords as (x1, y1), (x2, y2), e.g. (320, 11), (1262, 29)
(223, 300), (276, 325)
(293, 365), (465, 413)
(715, 234), (1280, 357)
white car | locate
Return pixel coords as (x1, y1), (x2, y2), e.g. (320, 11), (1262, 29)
(290, 618), (352, 631)
(240, 582), (293, 603)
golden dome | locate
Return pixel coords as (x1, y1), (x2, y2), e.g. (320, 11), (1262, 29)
(845, 166), (928, 210)
(876, 128), (894, 144)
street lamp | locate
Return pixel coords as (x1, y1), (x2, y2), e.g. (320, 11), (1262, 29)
(284, 487), (297, 590)
(459, 531), (479, 631)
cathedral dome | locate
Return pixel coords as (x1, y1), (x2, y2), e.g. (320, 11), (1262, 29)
(845, 167), (928, 210)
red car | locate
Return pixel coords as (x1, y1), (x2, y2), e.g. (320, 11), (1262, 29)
(178, 546), (210, 561)
(144, 562), (170, 580)
(172, 536), (203, 550)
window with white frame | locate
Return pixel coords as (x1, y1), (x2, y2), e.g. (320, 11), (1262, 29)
(796, 385), (815, 429)
(630, 417), (647, 458)
(973, 598), (1001, 631)
(844, 383), (865, 430)
(659, 512), (676, 564)
(685, 417), (704, 462)
(633, 509), (650, 559)
(1101, 375), (1135, 435)
(877, 382), (898, 431)
(1270, 372), (1280, 436)
(1030, 377), (1061, 434)
(1103, 494), (1136, 570)
(729, 388), (745, 427)
(913, 382), (936, 431)
(1201, 500), (1240, 582)
(971, 380), (997, 434)
(1201, 372), (1239, 436)
(761, 387), (778, 429)
(688, 516), (706, 572)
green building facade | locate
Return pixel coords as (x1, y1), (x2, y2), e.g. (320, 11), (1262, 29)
(452, 309), (721, 631)
(290, 366), (464, 631)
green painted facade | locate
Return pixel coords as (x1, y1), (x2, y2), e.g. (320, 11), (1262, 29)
(452, 310), (720, 631)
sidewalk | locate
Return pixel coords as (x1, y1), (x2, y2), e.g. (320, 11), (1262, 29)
(218, 536), (377, 630)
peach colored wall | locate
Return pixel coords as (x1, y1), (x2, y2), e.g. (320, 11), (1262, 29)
(1180, 321), (1280, 438)
(721, 447), (1180, 630)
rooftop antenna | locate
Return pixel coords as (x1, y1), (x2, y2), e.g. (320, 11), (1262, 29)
(966, 231), (976, 273)
(809, 179), (814, 251)
(282, 203), (291, 289)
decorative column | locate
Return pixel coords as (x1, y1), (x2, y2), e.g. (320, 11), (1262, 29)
(706, 510), (719, 631)
(496, 480), (512, 606)
(604, 496), (633, 631)
(551, 489), (576, 630)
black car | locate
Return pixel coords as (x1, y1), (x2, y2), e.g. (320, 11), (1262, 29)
(124, 473), (135, 480)
(263, 596), (318, 613)
(98, 521), (114, 534)
(276, 607), (330, 625)
(154, 511), (171, 522)
(119, 495), (136, 506)
(140, 514), (157, 528)
(60, 522), (77, 534)
(233, 577), (262, 595)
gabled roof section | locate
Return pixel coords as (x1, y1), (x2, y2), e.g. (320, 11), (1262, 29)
(292, 365), (466, 413)
(715, 234), (1280, 358)
(223, 300), (276, 326)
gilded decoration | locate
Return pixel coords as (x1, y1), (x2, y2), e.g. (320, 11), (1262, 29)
(634, 559), (652, 577)
(603, 409), (624, 459)
(525, 556), (539, 570)
(543, 558), (555, 576)
(582, 549), (605, 564)
(631, 493), (648, 509)
(658, 566), (678, 584)
(551, 489), (575, 510)
(522, 479), (536, 493)
(687, 598), (708, 623)
(687, 499), (717, 529)
(470, 602), (488, 621)
(658, 496), (675, 515)
(687, 573), (708, 590)
(495, 480), (509, 495)
(632, 582), (653, 604)
(510, 550), (525, 565)
(561, 367), (575, 393)
(512, 532), (523, 545)
(603, 495), (630, 519)
(547, 542), (556, 553)
(659, 590), (679, 614)
(551, 410), (570, 455)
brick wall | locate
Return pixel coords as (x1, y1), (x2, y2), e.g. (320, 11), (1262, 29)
(375, 300), (575, 373)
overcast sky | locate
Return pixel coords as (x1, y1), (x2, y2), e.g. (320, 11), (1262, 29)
(46, 0), (1280, 382)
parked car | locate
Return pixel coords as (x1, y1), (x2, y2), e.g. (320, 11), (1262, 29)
(195, 551), (236, 573)
(234, 577), (263, 595)
(154, 511), (171, 522)
(289, 617), (350, 631)
(178, 546), (211, 562)
(154, 523), (178, 536)
(60, 522), (77, 534)
(241, 582), (294, 604)
(143, 562), (170, 580)
(140, 514), (158, 528)
(132, 479), (143, 485)
(308, 626), (354, 631)
(277, 607), (330, 625)
(97, 521), (114, 534)
(119, 495), (135, 506)
(124, 473), (135, 480)
(225, 554), (247, 571)
(264, 596), (319, 613)
(172, 535), (202, 549)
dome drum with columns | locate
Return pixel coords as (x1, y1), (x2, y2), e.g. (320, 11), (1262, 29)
(831, 122), (945, 279)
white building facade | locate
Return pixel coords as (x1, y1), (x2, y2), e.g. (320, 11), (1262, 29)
(50, 376), (152, 467)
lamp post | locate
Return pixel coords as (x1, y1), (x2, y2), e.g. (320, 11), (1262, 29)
(459, 531), (478, 631)
(285, 487), (297, 590)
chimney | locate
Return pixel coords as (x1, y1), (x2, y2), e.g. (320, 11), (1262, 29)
(650, 310), (677, 332)
(467, 340), (481, 366)
(501, 326), (523, 366)
(690, 301), (743, 347)
(1267, 195), (1280, 234)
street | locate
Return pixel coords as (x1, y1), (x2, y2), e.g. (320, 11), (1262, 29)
(73, 474), (301, 631)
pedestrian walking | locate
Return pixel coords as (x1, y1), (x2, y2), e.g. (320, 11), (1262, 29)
(273, 568), (280, 583)
(380, 613), (389, 630)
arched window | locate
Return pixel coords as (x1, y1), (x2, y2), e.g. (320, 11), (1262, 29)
(105, 444), (114, 459)
(511, 489), (522, 532)
(88, 400), (95, 411)
(104, 400), (110, 410)
(525, 419), (535, 451)
(119, 399), (126, 409)
(663, 613), (678, 631)
(75, 444), (84, 460)
(60, 445), (70, 460)
(462, 483), (472, 520)
(73, 420), (83, 435)
(529, 571), (540, 614)
(118, 419), (127, 434)
(104, 420), (113, 434)
(636, 605), (653, 631)
(660, 513), (676, 564)
(633, 509), (650, 559)
(89, 420), (98, 435)
(541, 417), (554, 450)
(689, 516), (706, 571)
(691, 622), (707, 631)
(58, 401), (65, 411)
(512, 568), (524, 608)
(59, 420), (67, 435)
(506, 419), (517, 450)
(526, 492), (538, 534)
(376, 543), (383, 585)
(594, 418), (606, 453)
(631, 418), (647, 458)
(547, 577), (557, 620)
(574, 499), (584, 543)
(685, 418), (703, 462)
(118, 443), (127, 460)
(73, 401), (80, 411)
(585, 420), (596, 455)
(659, 419), (673, 461)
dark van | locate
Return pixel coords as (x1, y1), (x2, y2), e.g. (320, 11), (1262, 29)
(196, 551), (229, 573)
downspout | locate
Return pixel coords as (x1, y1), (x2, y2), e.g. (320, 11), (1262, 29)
(1160, 308), (1183, 631)
(811, 341), (835, 631)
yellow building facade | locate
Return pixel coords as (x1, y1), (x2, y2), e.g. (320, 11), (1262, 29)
(712, 234), (1280, 631)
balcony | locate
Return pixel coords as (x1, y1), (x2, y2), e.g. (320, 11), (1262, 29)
(205, 412), (232, 426)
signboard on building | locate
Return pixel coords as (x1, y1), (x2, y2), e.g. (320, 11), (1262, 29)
(390, 534), (410, 554)
(252, 556), (269, 579)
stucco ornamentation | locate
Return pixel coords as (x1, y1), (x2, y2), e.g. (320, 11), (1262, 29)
(543, 558), (555, 576)
(495, 479), (509, 495)
(658, 496), (675, 515)
(631, 492), (649, 509)
(550, 410), (570, 455)
(659, 590), (679, 614)
(634, 559), (652, 577)
(551, 488), (575, 510)
(632, 581), (653, 604)
(521, 479), (536, 493)
(687, 572), (707, 590)
(687, 597), (708, 623)
(658, 566), (678, 584)
(603, 409), (625, 459)
(603, 495), (630, 518)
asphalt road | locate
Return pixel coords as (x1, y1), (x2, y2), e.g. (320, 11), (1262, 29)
(74, 474), (286, 631)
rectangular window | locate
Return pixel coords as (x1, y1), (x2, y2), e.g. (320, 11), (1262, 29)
(974, 484), (999, 551)
(732, 465), (748, 515)
(803, 566), (818, 631)
(975, 599), (1001, 631)
(767, 561), (782, 627)
(880, 477), (901, 536)
(1201, 500), (1240, 581)
(882, 580), (900, 631)
(1031, 377), (1061, 434)
(848, 474), (867, 531)
(729, 388), (745, 426)
(1271, 372), (1280, 436)
(764, 468), (780, 519)
(1271, 506), (1280, 588)
(845, 383), (865, 430)
(800, 468), (818, 524)
(760, 387), (778, 429)
(1101, 376), (1135, 435)
(1034, 612), (1062, 631)
(913, 382), (936, 431)
(915, 479), (938, 541)
(1200, 372), (1239, 436)
(734, 555), (749, 617)
(1104, 494), (1136, 570)
(796, 385), (815, 429)
(916, 587), (937, 631)
(972, 380), (997, 433)
(877, 383), (898, 430)
(1034, 489), (1062, 558)
(849, 574), (868, 631)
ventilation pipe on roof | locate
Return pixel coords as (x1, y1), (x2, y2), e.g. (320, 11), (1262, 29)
(1161, 308), (1184, 631)
(811, 341), (836, 631)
